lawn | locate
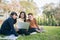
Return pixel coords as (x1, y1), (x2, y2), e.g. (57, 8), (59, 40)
(17, 26), (60, 40)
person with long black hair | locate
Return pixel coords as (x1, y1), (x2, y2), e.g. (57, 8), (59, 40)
(15, 11), (30, 35)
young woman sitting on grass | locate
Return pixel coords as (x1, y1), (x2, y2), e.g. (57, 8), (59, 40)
(15, 11), (30, 35)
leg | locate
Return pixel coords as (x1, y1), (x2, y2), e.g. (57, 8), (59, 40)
(23, 29), (30, 35)
(36, 27), (45, 33)
(35, 28), (41, 33)
(18, 29), (25, 35)
(28, 28), (37, 33)
(11, 30), (18, 36)
(18, 29), (30, 35)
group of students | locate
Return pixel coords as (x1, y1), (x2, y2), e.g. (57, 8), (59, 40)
(0, 11), (44, 37)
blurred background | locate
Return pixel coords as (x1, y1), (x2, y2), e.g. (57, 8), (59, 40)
(0, 0), (60, 26)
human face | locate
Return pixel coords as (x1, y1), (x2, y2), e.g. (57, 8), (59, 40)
(12, 15), (17, 19)
(28, 15), (33, 20)
(20, 13), (24, 19)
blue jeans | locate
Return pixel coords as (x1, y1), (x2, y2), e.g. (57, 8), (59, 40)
(1, 30), (18, 36)
(28, 27), (41, 33)
(17, 29), (30, 35)
(28, 28), (37, 33)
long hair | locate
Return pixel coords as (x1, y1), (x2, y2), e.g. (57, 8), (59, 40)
(19, 11), (26, 22)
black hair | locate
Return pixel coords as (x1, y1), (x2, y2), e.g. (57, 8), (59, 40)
(10, 12), (17, 24)
(10, 12), (17, 16)
(19, 11), (26, 22)
(14, 19), (17, 24)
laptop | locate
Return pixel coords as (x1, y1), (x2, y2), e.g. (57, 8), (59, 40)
(17, 22), (30, 29)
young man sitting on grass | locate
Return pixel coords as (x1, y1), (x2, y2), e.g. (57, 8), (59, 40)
(0, 12), (18, 37)
(27, 13), (44, 33)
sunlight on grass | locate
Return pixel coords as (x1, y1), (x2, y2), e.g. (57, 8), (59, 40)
(17, 26), (60, 40)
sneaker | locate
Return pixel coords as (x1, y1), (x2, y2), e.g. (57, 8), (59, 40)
(30, 32), (37, 35)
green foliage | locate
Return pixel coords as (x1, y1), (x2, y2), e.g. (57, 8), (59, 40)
(40, 3), (60, 26)
(17, 26), (60, 40)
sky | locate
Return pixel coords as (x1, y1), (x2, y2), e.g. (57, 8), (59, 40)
(34, 0), (59, 8)
(33, 0), (60, 15)
(4, 0), (60, 8)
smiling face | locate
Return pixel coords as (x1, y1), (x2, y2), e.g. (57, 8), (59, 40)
(12, 14), (17, 19)
(28, 15), (34, 20)
(10, 12), (17, 19)
(20, 13), (24, 19)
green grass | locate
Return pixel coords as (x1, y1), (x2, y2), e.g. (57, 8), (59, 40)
(17, 26), (60, 40)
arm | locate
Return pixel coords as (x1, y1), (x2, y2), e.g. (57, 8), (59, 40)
(8, 18), (18, 36)
(14, 19), (19, 31)
(34, 18), (39, 29)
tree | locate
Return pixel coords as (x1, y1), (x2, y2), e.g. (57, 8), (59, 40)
(42, 3), (59, 26)
(19, 1), (38, 14)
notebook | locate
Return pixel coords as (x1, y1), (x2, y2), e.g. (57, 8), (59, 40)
(17, 22), (30, 29)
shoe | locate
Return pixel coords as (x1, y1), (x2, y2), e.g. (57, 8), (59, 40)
(30, 32), (37, 35)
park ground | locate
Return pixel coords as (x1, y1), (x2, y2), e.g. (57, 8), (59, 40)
(17, 26), (60, 40)
(0, 25), (60, 40)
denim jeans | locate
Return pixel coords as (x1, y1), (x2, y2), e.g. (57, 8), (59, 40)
(17, 29), (30, 35)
